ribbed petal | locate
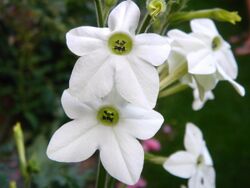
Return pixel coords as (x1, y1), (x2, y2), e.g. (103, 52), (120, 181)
(102, 88), (127, 107)
(117, 104), (163, 140)
(167, 48), (187, 74)
(214, 49), (238, 79)
(168, 29), (206, 53)
(163, 151), (197, 179)
(115, 56), (159, 109)
(190, 19), (219, 38)
(108, 0), (140, 33)
(184, 123), (204, 156)
(61, 90), (94, 119)
(187, 50), (216, 75)
(194, 74), (218, 92)
(134, 33), (171, 66)
(69, 50), (114, 102)
(66, 26), (109, 56)
(100, 128), (144, 185)
(46, 120), (99, 162)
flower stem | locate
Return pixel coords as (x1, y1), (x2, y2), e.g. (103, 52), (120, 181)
(13, 122), (31, 188)
(160, 63), (187, 91)
(106, 174), (116, 188)
(144, 153), (166, 165)
(159, 0), (174, 34)
(95, 157), (107, 188)
(137, 13), (152, 34)
(159, 83), (188, 98)
(94, 0), (104, 27)
(168, 8), (241, 25)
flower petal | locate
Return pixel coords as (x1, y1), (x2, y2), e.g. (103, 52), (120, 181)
(194, 74), (218, 92)
(108, 0), (140, 33)
(46, 119), (99, 162)
(187, 50), (216, 75)
(61, 90), (94, 119)
(66, 26), (110, 56)
(168, 29), (206, 53)
(217, 65), (245, 96)
(102, 88), (127, 107)
(188, 166), (216, 188)
(117, 104), (163, 140)
(134, 33), (171, 66)
(190, 19), (219, 38)
(163, 151), (197, 179)
(100, 129), (144, 185)
(167, 49), (187, 74)
(115, 56), (159, 109)
(214, 50), (238, 79)
(69, 50), (114, 102)
(184, 123), (203, 156)
(192, 89), (214, 111)
(202, 143), (213, 166)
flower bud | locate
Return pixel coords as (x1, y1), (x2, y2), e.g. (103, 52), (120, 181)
(146, 0), (167, 18)
(211, 8), (241, 24)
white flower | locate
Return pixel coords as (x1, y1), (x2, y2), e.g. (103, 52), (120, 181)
(167, 19), (245, 99)
(66, 0), (171, 109)
(181, 76), (214, 111)
(46, 89), (163, 185)
(163, 123), (216, 188)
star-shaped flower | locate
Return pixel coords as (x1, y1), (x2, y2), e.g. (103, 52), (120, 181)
(46, 89), (163, 185)
(167, 19), (245, 99)
(66, 0), (171, 109)
(163, 123), (215, 188)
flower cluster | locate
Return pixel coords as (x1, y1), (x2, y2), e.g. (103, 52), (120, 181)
(46, 0), (245, 187)
(167, 19), (245, 110)
(47, 0), (169, 185)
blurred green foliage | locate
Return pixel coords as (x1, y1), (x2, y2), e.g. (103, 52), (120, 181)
(0, 0), (96, 187)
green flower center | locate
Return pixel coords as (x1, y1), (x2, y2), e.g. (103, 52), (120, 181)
(212, 36), (222, 51)
(97, 106), (119, 126)
(108, 32), (133, 55)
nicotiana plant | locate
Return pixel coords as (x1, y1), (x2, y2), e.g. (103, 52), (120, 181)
(12, 0), (245, 187)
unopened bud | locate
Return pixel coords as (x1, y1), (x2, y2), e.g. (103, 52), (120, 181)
(146, 0), (167, 19)
(211, 8), (241, 24)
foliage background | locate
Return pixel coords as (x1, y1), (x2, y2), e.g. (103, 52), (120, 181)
(0, 0), (249, 187)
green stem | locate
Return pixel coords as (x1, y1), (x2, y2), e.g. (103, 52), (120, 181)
(159, 83), (188, 98)
(13, 123), (31, 188)
(168, 8), (241, 25)
(144, 153), (166, 165)
(94, 0), (104, 27)
(95, 157), (107, 188)
(160, 64), (187, 91)
(158, 64), (169, 81)
(137, 13), (152, 34)
(107, 174), (116, 188)
(159, 0), (174, 34)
